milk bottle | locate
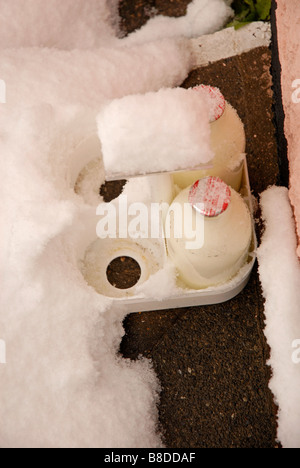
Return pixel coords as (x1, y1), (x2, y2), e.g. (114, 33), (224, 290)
(173, 86), (246, 192)
(166, 177), (252, 289)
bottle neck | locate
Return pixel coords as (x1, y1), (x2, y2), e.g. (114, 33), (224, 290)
(188, 177), (231, 218)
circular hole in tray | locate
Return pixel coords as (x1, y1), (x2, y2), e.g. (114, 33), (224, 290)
(106, 256), (142, 290)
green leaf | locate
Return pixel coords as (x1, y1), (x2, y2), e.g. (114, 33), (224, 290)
(235, 21), (253, 30)
(256, 0), (272, 20)
(226, 20), (253, 30)
(228, 0), (271, 30)
(236, 8), (251, 21)
(245, 0), (256, 14)
(232, 0), (247, 14)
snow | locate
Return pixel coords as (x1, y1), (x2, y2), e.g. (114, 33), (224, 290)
(98, 87), (213, 179)
(5, 0), (298, 451)
(191, 22), (271, 68)
(0, 0), (120, 49)
(257, 187), (300, 448)
(0, 42), (193, 109)
(122, 0), (233, 46)
(136, 259), (180, 301)
(0, 0), (233, 449)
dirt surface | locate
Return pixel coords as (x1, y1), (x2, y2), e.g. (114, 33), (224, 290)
(116, 2), (280, 448)
(121, 267), (278, 448)
(119, 0), (191, 35)
(100, 179), (127, 202)
(107, 256), (142, 289)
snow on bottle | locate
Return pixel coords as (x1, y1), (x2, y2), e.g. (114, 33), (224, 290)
(165, 177), (252, 289)
(173, 85), (246, 192)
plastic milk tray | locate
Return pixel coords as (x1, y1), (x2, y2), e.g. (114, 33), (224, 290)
(74, 86), (257, 313)
(78, 156), (257, 313)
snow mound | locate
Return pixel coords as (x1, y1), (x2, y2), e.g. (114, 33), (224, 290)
(258, 186), (300, 449)
(0, 0), (234, 449)
(122, 0), (233, 46)
(0, 0), (119, 49)
(98, 87), (213, 179)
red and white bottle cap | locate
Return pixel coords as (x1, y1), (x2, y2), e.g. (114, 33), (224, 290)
(193, 85), (226, 122)
(189, 177), (231, 218)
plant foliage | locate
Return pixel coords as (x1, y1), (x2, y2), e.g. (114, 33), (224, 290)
(227, 0), (271, 29)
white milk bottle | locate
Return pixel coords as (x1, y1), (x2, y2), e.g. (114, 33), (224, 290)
(165, 177), (252, 289)
(173, 85), (246, 192)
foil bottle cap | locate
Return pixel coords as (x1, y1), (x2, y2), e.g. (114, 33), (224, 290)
(193, 85), (226, 122)
(188, 177), (231, 217)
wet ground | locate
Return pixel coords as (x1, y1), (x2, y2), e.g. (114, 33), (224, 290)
(117, 0), (281, 448)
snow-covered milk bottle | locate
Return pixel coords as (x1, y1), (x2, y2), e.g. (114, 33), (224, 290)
(173, 85), (246, 192)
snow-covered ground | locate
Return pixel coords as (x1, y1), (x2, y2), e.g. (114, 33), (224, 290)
(0, 0), (299, 449)
(258, 187), (300, 449)
(0, 0), (233, 449)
